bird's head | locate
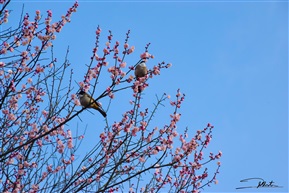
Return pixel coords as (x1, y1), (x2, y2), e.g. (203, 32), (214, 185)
(139, 60), (146, 67)
(77, 90), (85, 97)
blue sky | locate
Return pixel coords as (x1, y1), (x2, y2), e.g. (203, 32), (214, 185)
(7, 1), (288, 192)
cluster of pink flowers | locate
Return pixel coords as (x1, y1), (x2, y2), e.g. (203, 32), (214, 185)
(0, 9), (9, 24)
(1, 1), (222, 192)
(85, 87), (221, 192)
(77, 27), (173, 99)
(0, 1), (78, 58)
(0, 2), (82, 193)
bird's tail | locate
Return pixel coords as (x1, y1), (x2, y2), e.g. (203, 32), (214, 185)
(90, 100), (107, 118)
(97, 108), (107, 118)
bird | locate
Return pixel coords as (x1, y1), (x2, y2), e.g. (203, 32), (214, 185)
(134, 60), (148, 78)
(77, 90), (107, 117)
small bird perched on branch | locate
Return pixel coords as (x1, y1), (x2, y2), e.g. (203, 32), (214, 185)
(77, 90), (107, 117)
(134, 60), (147, 78)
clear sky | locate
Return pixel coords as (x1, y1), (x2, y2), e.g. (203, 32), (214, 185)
(7, 0), (288, 192)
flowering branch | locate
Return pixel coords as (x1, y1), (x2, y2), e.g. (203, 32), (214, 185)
(0, 1), (221, 193)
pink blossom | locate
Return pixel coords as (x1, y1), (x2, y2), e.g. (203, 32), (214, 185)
(140, 111), (145, 117)
(21, 51), (28, 57)
(18, 169), (25, 175)
(70, 154), (75, 161)
(140, 52), (150, 59)
(43, 124), (49, 132)
(27, 78), (32, 83)
(120, 71), (126, 77)
(131, 127), (139, 136)
(190, 162), (197, 167)
(140, 121), (147, 127)
(152, 66), (160, 75)
(157, 145), (164, 151)
(6, 158), (14, 165)
(34, 46), (40, 52)
(31, 162), (37, 168)
(31, 184), (39, 191)
(100, 132), (106, 141)
(41, 172), (48, 180)
(124, 125), (130, 133)
(94, 53), (100, 60)
(175, 147), (181, 154)
(71, 94), (77, 99)
(24, 161), (29, 167)
(68, 138), (73, 149)
(87, 178), (93, 184)
(120, 62), (126, 68)
(35, 94), (42, 102)
(197, 151), (204, 161)
(2, 109), (9, 114)
(8, 113), (16, 121)
(103, 48), (109, 54)
(47, 164), (53, 172)
(108, 92), (114, 99)
(74, 99), (80, 106)
(48, 62), (54, 69)
(205, 135), (211, 146)
(215, 151), (222, 159)
(36, 140), (42, 147)
(128, 46), (135, 54)
(57, 139), (65, 153)
(55, 166), (62, 173)
(202, 173), (208, 179)
(146, 134), (152, 142)
(139, 157), (145, 163)
(81, 166), (87, 171)
(151, 149), (158, 155)
(172, 113), (181, 122)
(62, 159), (71, 165)
(47, 10), (52, 17)
(1, 48), (7, 54)
(96, 28), (101, 35)
(174, 155), (181, 162)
